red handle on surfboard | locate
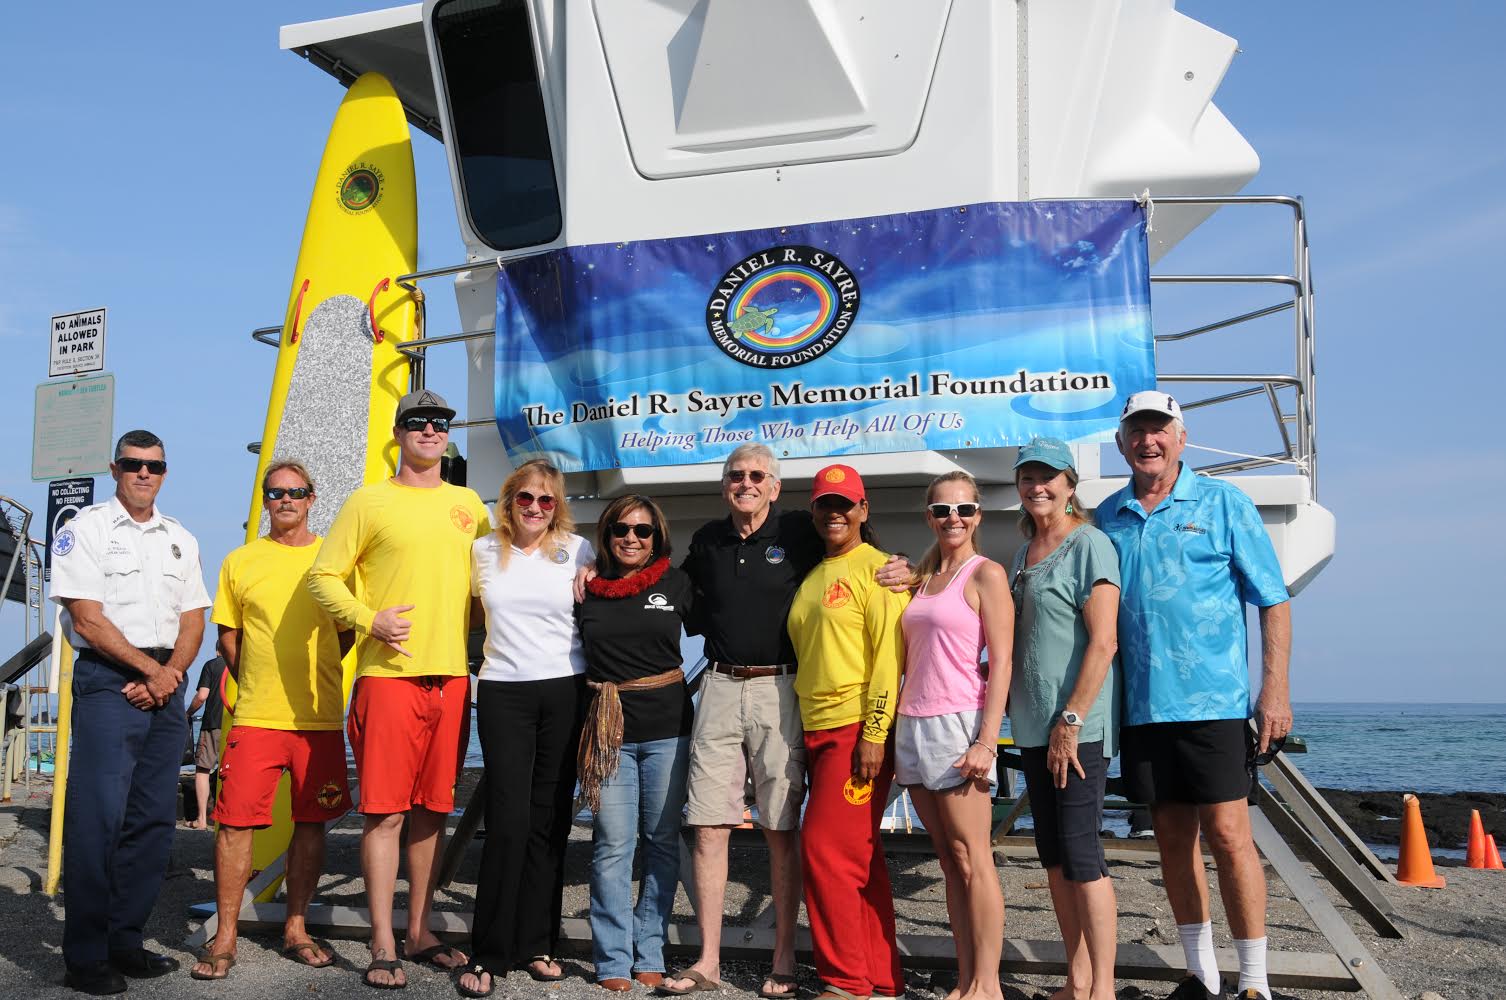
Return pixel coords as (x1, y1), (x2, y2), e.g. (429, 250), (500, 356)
(367, 277), (390, 343)
(288, 278), (310, 344)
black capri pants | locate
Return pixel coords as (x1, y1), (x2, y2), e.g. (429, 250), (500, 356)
(1019, 740), (1110, 882)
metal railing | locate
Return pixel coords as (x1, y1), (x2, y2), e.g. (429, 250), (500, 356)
(1147, 195), (1318, 495)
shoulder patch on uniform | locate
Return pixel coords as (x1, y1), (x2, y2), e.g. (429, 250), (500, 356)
(52, 529), (75, 556)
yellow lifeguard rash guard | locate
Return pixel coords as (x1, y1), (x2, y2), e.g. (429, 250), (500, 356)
(788, 542), (910, 742)
(307, 479), (490, 679)
(212, 536), (344, 730)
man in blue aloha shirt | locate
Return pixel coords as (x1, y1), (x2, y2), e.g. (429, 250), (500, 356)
(1096, 391), (1292, 1000)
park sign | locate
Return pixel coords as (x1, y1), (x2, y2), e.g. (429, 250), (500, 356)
(44, 477), (94, 581)
(49, 307), (106, 377)
(32, 372), (114, 481)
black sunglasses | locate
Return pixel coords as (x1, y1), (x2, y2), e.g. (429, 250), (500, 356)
(725, 469), (770, 484)
(117, 458), (167, 475)
(610, 522), (655, 539)
(264, 487), (311, 500)
(928, 502), (980, 519)
(1250, 734), (1287, 768)
(513, 491), (556, 511)
(400, 415), (450, 432)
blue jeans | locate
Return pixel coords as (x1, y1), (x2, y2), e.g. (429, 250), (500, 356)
(589, 735), (690, 980)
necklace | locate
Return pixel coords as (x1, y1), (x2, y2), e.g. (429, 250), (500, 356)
(585, 557), (670, 599)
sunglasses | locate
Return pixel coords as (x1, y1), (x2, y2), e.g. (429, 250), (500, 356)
(610, 522), (655, 539)
(725, 469), (770, 484)
(400, 415), (450, 432)
(1250, 734), (1287, 768)
(264, 487), (311, 500)
(117, 458), (167, 475)
(928, 502), (980, 519)
(513, 491), (556, 511)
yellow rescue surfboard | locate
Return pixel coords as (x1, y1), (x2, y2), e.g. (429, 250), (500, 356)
(230, 71), (417, 900)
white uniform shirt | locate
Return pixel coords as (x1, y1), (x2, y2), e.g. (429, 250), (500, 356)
(49, 496), (212, 651)
(471, 532), (594, 682)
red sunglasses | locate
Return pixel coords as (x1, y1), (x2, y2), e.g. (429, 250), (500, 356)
(513, 491), (556, 511)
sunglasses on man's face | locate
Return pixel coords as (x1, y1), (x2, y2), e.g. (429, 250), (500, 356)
(725, 469), (769, 485)
(264, 487), (311, 501)
(117, 458), (167, 475)
(513, 491), (556, 511)
(928, 502), (980, 519)
(400, 415), (450, 433)
(610, 522), (655, 539)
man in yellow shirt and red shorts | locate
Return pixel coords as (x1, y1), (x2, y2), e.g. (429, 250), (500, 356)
(308, 390), (491, 990)
(190, 460), (352, 981)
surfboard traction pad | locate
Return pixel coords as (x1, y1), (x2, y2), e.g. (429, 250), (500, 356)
(261, 295), (375, 538)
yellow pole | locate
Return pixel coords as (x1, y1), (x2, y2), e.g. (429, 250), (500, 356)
(44, 639), (74, 896)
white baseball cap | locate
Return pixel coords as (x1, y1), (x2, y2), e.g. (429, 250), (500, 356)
(1121, 390), (1183, 422)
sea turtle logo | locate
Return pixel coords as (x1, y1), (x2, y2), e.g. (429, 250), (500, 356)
(337, 162), (384, 213)
(821, 580), (851, 609)
(450, 505), (475, 532)
(705, 245), (860, 369)
(823, 468), (846, 484)
(842, 776), (873, 805)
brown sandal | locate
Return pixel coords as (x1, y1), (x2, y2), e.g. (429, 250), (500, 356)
(189, 950), (237, 981)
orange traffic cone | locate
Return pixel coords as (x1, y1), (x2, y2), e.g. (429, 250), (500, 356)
(1486, 834), (1504, 870)
(1467, 809), (1488, 868)
(1395, 794), (1446, 888)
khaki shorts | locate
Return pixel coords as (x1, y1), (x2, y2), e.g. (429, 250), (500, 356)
(685, 669), (806, 830)
(195, 728), (220, 771)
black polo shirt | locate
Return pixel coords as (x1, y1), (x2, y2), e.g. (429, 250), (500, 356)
(681, 507), (823, 666)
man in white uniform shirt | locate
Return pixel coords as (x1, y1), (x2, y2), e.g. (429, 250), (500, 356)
(50, 429), (211, 995)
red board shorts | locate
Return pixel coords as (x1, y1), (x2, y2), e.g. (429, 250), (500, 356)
(213, 726), (350, 828)
(347, 674), (470, 815)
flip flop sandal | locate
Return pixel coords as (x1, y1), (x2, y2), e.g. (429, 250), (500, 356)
(760, 973), (801, 999)
(282, 940), (336, 968)
(456, 963), (497, 998)
(403, 943), (467, 970)
(189, 950), (236, 981)
(524, 955), (566, 982)
(656, 968), (723, 995)
(364, 957), (406, 990)
(815, 987), (869, 1000)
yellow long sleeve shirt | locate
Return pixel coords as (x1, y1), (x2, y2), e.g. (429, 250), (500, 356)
(306, 478), (490, 679)
(788, 543), (910, 742)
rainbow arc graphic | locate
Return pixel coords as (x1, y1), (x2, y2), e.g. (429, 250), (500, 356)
(730, 264), (836, 351)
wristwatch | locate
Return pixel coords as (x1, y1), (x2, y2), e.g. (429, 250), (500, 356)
(1060, 709), (1083, 727)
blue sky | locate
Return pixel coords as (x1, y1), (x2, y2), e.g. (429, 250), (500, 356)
(2, 3), (1501, 702)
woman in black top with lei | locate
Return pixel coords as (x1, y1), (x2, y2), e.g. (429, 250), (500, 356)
(575, 494), (695, 992)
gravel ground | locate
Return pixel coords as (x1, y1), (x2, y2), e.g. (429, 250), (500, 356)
(1, 775), (1500, 1000)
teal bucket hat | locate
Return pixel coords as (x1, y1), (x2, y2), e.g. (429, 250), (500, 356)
(1013, 437), (1075, 472)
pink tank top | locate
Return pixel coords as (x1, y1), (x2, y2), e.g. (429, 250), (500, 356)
(899, 555), (988, 717)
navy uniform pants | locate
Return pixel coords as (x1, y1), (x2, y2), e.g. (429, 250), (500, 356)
(63, 649), (186, 965)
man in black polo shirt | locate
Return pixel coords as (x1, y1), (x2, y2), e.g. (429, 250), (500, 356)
(662, 445), (910, 998)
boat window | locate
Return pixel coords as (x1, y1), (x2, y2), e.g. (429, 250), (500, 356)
(431, 0), (562, 251)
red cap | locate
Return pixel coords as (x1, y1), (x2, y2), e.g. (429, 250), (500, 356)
(811, 464), (865, 505)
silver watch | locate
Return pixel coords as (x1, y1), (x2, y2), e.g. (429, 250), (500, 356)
(1060, 709), (1083, 727)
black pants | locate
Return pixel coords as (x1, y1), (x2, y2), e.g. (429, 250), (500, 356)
(64, 649), (185, 964)
(471, 675), (587, 969)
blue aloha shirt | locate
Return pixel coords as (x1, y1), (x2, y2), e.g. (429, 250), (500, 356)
(1095, 463), (1289, 726)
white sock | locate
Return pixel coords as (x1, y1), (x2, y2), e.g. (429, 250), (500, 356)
(1177, 921), (1220, 994)
(1233, 937), (1269, 998)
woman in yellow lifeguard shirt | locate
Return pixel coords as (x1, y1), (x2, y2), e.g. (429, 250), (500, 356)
(786, 464), (909, 1000)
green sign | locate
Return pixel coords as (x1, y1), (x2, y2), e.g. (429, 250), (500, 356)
(33, 372), (114, 481)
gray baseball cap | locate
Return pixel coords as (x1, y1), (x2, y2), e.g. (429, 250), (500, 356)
(395, 388), (456, 424)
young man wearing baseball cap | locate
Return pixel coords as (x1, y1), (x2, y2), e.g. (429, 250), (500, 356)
(307, 390), (491, 989)
(1096, 391), (1292, 1000)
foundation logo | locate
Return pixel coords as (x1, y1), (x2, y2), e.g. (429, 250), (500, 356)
(842, 776), (873, 805)
(706, 245), (860, 369)
(450, 505), (476, 532)
(317, 781), (345, 810)
(821, 580), (851, 610)
(337, 162), (384, 214)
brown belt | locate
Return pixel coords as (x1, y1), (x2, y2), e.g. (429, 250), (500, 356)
(710, 662), (796, 679)
(577, 668), (684, 811)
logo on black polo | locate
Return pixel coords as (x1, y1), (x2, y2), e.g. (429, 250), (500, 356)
(705, 245), (860, 369)
(337, 162), (383, 213)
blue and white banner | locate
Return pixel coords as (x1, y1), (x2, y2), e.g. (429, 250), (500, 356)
(495, 200), (1154, 472)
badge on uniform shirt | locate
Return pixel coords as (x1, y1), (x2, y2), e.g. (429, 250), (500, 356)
(552, 548), (570, 564)
(765, 545), (786, 565)
(52, 529), (75, 556)
(171, 543), (182, 559)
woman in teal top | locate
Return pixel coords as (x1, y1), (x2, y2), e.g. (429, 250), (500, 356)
(1009, 438), (1121, 1000)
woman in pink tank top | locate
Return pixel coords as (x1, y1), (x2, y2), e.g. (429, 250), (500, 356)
(895, 472), (1014, 1000)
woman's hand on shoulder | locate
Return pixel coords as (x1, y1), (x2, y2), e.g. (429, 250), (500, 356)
(874, 553), (917, 593)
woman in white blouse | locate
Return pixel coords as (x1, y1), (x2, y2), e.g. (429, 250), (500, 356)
(458, 459), (595, 999)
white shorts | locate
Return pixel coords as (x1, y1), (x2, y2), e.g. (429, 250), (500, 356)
(894, 709), (994, 792)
